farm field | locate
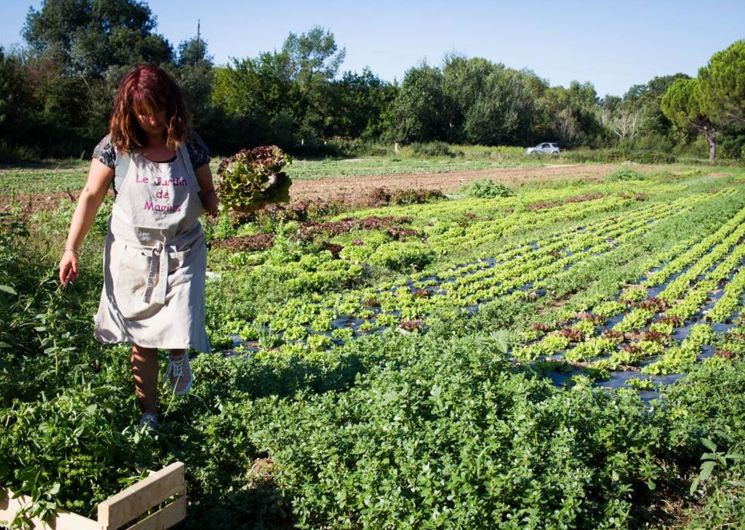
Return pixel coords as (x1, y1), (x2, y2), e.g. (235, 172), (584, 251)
(3, 161), (745, 528)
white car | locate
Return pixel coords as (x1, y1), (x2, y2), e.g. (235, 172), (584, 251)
(526, 142), (560, 156)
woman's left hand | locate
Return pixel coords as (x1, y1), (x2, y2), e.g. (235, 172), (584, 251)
(199, 189), (220, 216)
(195, 164), (219, 216)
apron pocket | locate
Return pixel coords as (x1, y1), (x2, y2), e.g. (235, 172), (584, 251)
(112, 242), (153, 318)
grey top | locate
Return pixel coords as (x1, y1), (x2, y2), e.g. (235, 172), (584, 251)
(92, 132), (210, 195)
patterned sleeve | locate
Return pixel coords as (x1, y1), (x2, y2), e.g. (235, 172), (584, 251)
(186, 131), (210, 170)
(92, 134), (116, 169)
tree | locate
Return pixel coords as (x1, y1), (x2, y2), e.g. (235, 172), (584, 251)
(608, 74), (690, 150)
(281, 26), (345, 88)
(281, 27), (345, 141)
(698, 40), (745, 129)
(0, 47), (34, 155)
(330, 68), (396, 139)
(23, 0), (172, 76)
(211, 51), (297, 146)
(177, 34), (212, 68)
(442, 55), (494, 142)
(463, 68), (536, 146)
(537, 82), (602, 147)
(173, 35), (214, 137)
(634, 74), (689, 138)
(661, 77), (718, 161)
(610, 106), (641, 141)
(386, 63), (449, 143)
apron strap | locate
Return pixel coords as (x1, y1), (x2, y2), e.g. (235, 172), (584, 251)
(143, 241), (169, 305)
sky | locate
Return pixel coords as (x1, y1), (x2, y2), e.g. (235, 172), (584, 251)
(1, 0), (743, 97)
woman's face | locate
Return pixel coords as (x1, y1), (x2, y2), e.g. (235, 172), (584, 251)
(135, 108), (167, 135)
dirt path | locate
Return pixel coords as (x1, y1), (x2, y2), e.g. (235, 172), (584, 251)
(1, 163), (622, 213)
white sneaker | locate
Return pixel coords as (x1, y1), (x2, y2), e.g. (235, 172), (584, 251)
(138, 412), (159, 430)
(164, 353), (193, 395)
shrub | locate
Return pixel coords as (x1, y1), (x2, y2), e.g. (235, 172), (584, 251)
(563, 148), (676, 164)
(458, 179), (515, 198)
(605, 168), (646, 182)
(410, 141), (457, 158)
(389, 188), (446, 205)
(364, 187), (446, 207)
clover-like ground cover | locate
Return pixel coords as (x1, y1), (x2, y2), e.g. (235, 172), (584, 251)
(2, 167), (745, 528)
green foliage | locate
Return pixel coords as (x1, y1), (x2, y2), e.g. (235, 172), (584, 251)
(605, 168), (646, 182)
(661, 78), (710, 133)
(6, 138), (745, 527)
(330, 68), (397, 139)
(386, 64), (450, 143)
(458, 179), (515, 198)
(409, 141), (457, 158)
(463, 68), (537, 146)
(562, 148), (677, 164)
(215, 146), (292, 212)
(249, 335), (666, 529)
(23, 0), (172, 77)
(0, 48), (30, 151)
(698, 40), (745, 129)
(282, 26), (345, 87)
(369, 241), (434, 271)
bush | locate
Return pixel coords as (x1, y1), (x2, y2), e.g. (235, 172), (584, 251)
(563, 148), (676, 164)
(363, 187), (446, 207)
(409, 141), (458, 158)
(719, 132), (745, 160)
(631, 150), (677, 164)
(605, 168), (646, 182)
(458, 179), (515, 198)
(389, 188), (446, 205)
(326, 138), (393, 157)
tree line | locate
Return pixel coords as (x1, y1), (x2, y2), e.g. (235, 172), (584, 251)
(0, 0), (743, 161)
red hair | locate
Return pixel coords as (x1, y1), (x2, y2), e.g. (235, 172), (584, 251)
(109, 64), (190, 153)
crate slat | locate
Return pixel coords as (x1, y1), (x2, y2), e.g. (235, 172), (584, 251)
(98, 462), (185, 530)
(125, 496), (186, 530)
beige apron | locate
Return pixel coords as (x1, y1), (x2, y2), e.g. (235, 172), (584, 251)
(93, 143), (211, 352)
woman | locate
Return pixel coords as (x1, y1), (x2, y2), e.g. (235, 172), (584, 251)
(59, 64), (219, 429)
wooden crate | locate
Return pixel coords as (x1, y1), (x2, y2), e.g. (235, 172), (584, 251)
(0, 462), (186, 530)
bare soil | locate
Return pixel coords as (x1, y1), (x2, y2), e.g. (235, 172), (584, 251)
(0, 191), (78, 215)
(288, 163), (617, 206)
(1, 163), (619, 214)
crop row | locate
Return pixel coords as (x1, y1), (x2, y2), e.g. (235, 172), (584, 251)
(229, 192), (717, 351)
(382, 193), (711, 297)
(514, 196), (745, 376)
(258, 201), (674, 339)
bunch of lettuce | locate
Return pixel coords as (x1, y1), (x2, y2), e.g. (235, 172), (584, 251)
(216, 145), (292, 212)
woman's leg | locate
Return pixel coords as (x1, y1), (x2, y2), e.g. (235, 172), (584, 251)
(131, 344), (159, 415)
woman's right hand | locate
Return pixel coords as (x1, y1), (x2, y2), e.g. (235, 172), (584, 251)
(59, 250), (79, 286)
(59, 158), (114, 288)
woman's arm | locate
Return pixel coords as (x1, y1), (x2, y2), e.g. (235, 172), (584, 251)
(195, 164), (220, 216)
(58, 159), (114, 286)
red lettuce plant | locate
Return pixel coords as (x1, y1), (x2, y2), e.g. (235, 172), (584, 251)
(216, 146), (292, 212)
